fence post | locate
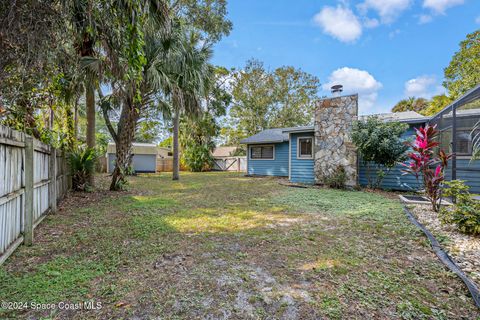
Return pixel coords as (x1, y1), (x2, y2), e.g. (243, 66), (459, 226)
(24, 136), (34, 246)
(49, 147), (57, 213)
(237, 157), (240, 172)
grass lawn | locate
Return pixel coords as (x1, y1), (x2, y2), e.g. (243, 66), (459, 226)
(0, 172), (479, 319)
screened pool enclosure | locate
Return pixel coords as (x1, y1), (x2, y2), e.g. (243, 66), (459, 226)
(429, 85), (480, 192)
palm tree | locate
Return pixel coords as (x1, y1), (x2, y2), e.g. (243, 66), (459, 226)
(61, 0), (101, 186)
(158, 28), (213, 180)
(99, 27), (173, 190)
(392, 97), (429, 114)
(62, 0), (171, 190)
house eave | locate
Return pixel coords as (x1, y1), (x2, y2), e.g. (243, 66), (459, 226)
(397, 118), (428, 124)
(282, 129), (314, 134)
(240, 139), (286, 145)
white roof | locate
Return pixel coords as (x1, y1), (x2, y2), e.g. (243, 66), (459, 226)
(107, 142), (158, 155)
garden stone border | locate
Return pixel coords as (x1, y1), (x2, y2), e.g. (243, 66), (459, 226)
(402, 204), (480, 309)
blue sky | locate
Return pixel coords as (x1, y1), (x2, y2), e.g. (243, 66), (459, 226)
(211, 0), (480, 115)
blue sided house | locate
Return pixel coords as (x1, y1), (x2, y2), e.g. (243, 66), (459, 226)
(240, 90), (480, 193)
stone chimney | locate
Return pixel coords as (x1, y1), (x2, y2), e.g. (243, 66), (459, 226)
(314, 94), (358, 187)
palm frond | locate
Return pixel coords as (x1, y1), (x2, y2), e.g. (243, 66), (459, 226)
(471, 119), (480, 160)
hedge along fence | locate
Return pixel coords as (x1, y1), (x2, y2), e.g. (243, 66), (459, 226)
(0, 125), (71, 265)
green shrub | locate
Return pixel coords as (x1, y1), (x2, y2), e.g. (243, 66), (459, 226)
(325, 166), (347, 189)
(181, 144), (213, 172)
(125, 165), (136, 176)
(440, 180), (480, 235)
(351, 116), (408, 189)
(351, 116), (409, 189)
(442, 180), (471, 202)
(68, 146), (97, 191)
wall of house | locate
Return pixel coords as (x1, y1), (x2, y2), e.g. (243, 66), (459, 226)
(108, 154), (157, 173)
(360, 158), (480, 192)
(247, 142), (289, 177)
(358, 163), (423, 191)
(290, 132), (315, 184)
(446, 159), (480, 193)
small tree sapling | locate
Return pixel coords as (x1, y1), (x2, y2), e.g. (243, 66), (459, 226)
(402, 125), (452, 212)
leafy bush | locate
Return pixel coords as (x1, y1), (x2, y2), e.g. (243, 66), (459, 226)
(181, 144), (213, 172)
(442, 179), (471, 203)
(325, 166), (347, 189)
(440, 180), (480, 235)
(68, 146), (97, 191)
(351, 117), (409, 188)
(180, 114), (217, 172)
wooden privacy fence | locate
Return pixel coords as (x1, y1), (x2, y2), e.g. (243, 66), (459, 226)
(212, 157), (246, 172)
(0, 125), (70, 265)
(156, 158), (188, 172)
(156, 158), (174, 172)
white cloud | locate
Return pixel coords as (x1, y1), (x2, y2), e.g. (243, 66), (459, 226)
(323, 67), (383, 113)
(423, 0), (464, 14)
(358, 0), (412, 24)
(418, 14), (433, 24)
(404, 75), (445, 98)
(313, 6), (362, 43)
(476, 16), (480, 24)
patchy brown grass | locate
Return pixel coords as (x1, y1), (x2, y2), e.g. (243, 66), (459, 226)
(0, 172), (478, 319)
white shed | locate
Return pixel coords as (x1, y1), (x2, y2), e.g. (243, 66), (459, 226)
(106, 143), (158, 173)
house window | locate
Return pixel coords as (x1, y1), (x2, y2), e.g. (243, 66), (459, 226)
(297, 137), (313, 159)
(250, 145), (274, 160)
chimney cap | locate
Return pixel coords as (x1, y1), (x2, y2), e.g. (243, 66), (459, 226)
(331, 84), (343, 93)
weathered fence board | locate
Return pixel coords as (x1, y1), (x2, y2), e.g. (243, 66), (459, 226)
(0, 125), (71, 265)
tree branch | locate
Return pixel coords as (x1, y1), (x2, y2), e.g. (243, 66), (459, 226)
(97, 88), (119, 144)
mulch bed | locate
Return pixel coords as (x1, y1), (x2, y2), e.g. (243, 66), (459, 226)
(410, 204), (480, 284)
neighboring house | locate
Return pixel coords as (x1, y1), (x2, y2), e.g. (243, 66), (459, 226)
(211, 146), (246, 172)
(212, 146), (240, 158)
(157, 147), (173, 159)
(241, 93), (480, 193)
(106, 142), (157, 173)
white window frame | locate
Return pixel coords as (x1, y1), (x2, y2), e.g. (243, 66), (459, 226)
(297, 136), (313, 159)
(249, 144), (275, 160)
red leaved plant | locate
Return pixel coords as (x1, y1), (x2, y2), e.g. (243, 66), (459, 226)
(402, 125), (452, 212)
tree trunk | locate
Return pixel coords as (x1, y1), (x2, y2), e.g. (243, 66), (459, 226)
(66, 104), (75, 149)
(172, 111), (180, 180)
(86, 84), (96, 147)
(86, 83), (96, 186)
(49, 106), (54, 130)
(109, 97), (139, 191)
(74, 95), (79, 141)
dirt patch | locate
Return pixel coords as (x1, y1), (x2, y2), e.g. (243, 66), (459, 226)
(153, 253), (194, 273)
